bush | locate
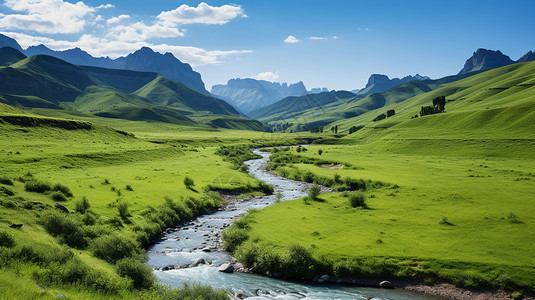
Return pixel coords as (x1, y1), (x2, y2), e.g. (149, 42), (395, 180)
(24, 180), (51, 193)
(318, 149), (323, 155)
(307, 184), (321, 201)
(348, 191), (367, 208)
(50, 191), (68, 202)
(184, 176), (195, 189)
(1, 186), (15, 196)
(75, 196), (91, 214)
(40, 211), (87, 249)
(161, 282), (229, 300)
(0, 176), (14, 185)
(53, 183), (72, 197)
(125, 184), (133, 191)
(90, 233), (142, 262)
(116, 257), (155, 289)
(282, 244), (316, 278)
(222, 227), (249, 252)
(117, 202), (130, 219)
(0, 231), (15, 248)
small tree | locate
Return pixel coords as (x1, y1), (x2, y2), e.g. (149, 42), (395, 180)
(307, 184), (320, 201)
(318, 149), (323, 155)
(348, 191), (367, 208)
(275, 192), (282, 203)
(184, 176), (195, 189)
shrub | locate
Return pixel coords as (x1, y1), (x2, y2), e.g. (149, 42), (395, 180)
(24, 180), (51, 193)
(40, 211), (87, 249)
(307, 184), (321, 201)
(52, 183), (72, 197)
(0, 176), (14, 185)
(90, 233), (142, 262)
(318, 149), (323, 155)
(0, 231), (15, 248)
(117, 202), (130, 219)
(348, 191), (367, 208)
(1, 186), (15, 196)
(184, 176), (195, 189)
(281, 244), (316, 278)
(125, 184), (133, 191)
(50, 191), (68, 202)
(75, 196), (91, 214)
(275, 192), (282, 203)
(116, 257), (155, 289)
(161, 282), (229, 300)
(222, 227), (249, 252)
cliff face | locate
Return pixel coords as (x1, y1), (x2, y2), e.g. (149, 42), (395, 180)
(458, 48), (514, 74)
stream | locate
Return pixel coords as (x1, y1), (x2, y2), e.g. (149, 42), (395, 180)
(147, 149), (441, 299)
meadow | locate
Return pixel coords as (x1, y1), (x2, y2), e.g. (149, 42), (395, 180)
(224, 140), (535, 294)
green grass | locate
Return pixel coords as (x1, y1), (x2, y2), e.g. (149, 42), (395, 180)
(227, 142), (535, 291)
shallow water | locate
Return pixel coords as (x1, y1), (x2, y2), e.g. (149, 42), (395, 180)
(147, 149), (440, 299)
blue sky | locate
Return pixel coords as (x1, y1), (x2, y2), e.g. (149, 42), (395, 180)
(1, 0), (534, 91)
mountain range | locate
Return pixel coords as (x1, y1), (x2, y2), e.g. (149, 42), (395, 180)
(0, 34), (209, 95)
(353, 74), (430, 96)
(211, 78), (308, 113)
(458, 48), (534, 74)
(0, 46), (267, 131)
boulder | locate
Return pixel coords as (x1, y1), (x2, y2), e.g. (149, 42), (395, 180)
(379, 280), (393, 289)
(195, 259), (207, 266)
(54, 203), (70, 213)
(218, 263), (234, 273)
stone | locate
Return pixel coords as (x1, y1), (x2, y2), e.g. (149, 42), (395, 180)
(195, 259), (207, 266)
(218, 263), (234, 273)
(320, 274), (330, 282)
(379, 280), (393, 289)
(54, 203), (70, 213)
(202, 247), (211, 252)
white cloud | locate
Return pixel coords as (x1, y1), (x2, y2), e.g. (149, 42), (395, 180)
(107, 21), (184, 42)
(0, 0), (112, 34)
(94, 15), (103, 22)
(157, 2), (246, 25)
(309, 36), (327, 40)
(253, 71), (279, 82)
(96, 4), (114, 9)
(284, 35), (299, 44)
(107, 14), (130, 24)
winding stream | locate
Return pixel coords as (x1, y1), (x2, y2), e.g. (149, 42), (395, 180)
(148, 149), (440, 299)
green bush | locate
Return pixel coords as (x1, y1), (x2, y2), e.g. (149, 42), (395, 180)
(222, 227), (249, 252)
(348, 191), (367, 208)
(1, 186), (15, 196)
(161, 282), (229, 300)
(40, 211), (88, 249)
(75, 196), (91, 214)
(117, 202), (130, 219)
(24, 180), (52, 193)
(0, 176), (14, 185)
(307, 184), (321, 201)
(116, 257), (155, 289)
(52, 183), (72, 197)
(281, 244), (316, 278)
(90, 233), (142, 262)
(50, 191), (68, 202)
(183, 176), (195, 189)
(0, 231), (15, 248)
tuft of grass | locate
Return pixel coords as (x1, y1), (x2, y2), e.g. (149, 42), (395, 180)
(50, 191), (68, 202)
(24, 180), (52, 193)
(0, 176), (14, 185)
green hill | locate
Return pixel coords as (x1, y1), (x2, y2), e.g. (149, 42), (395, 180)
(0, 53), (265, 130)
(0, 47), (26, 66)
(329, 60), (535, 140)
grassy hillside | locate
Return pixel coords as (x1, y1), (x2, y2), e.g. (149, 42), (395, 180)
(0, 47), (26, 66)
(222, 62), (535, 296)
(0, 111), (289, 298)
(0, 53), (265, 131)
(251, 72), (479, 132)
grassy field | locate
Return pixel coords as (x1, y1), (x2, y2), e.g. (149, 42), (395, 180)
(226, 140), (535, 293)
(0, 110), (302, 299)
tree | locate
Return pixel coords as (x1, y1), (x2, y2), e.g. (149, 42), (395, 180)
(318, 149), (323, 155)
(184, 176), (195, 189)
(432, 96), (446, 112)
(307, 184), (321, 201)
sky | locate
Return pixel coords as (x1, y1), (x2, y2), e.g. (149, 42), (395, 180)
(0, 0), (534, 91)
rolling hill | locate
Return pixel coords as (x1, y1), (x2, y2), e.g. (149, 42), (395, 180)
(0, 48), (266, 130)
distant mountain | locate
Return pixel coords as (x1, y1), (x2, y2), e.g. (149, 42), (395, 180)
(458, 48), (515, 74)
(518, 51), (535, 63)
(1, 33), (209, 95)
(0, 34), (23, 52)
(0, 47), (26, 66)
(211, 78), (308, 113)
(0, 51), (266, 130)
(309, 88), (329, 94)
(356, 74), (430, 97)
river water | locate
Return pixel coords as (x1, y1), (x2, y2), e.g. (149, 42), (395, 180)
(147, 149), (440, 299)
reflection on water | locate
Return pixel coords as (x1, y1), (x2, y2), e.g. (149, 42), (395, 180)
(148, 150), (440, 299)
